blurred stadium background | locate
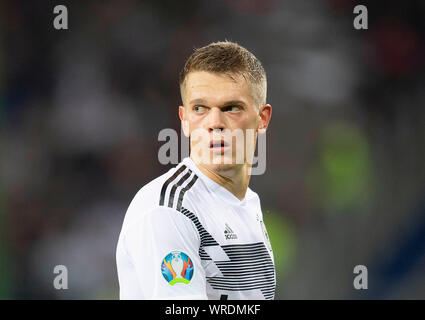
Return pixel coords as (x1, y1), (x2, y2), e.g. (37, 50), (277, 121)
(0, 0), (424, 299)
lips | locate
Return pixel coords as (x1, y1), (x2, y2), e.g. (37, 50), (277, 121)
(209, 140), (229, 148)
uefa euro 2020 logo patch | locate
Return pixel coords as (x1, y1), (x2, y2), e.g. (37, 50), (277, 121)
(161, 251), (194, 285)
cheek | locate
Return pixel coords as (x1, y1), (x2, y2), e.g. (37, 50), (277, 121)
(188, 116), (202, 132)
(237, 112), (259, 129)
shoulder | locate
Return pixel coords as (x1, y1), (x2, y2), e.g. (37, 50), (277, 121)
(246, 187), (261, 202)
(246, 187), (264, 217)
(121, 162), (197, 231)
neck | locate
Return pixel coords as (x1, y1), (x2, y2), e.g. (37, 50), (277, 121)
(191, 157), (252, 201)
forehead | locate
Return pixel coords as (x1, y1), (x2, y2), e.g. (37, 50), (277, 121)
(183, 71), (254, 105)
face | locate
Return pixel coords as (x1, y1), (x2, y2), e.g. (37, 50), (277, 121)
(179, 71), (271, 173)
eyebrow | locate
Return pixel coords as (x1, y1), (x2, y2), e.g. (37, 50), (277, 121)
(189, 99), (247, 107)
(189, 98), (207, 105)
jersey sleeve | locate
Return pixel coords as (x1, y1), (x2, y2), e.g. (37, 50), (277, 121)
(120, 205), (207, 300)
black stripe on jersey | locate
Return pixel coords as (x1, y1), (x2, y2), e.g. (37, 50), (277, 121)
(181, 207), (219, 248)
(206, 242), (276, 300)
(167, 170), (192, 208)
(176, 175), (198, 212)
(159, 164), (187, 206)
(199, 247), (212, 260)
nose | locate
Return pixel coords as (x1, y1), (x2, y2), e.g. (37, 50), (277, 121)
(207, 107), (225, 133)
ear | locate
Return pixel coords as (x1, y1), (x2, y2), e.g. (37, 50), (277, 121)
(179, 106), (190, 137)
(257, 104), (272, 135)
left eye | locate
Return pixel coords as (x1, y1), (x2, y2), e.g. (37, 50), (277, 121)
(224, 106), (241, 112)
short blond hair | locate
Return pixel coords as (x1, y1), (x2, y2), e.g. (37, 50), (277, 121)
(179, 41), (267, 108)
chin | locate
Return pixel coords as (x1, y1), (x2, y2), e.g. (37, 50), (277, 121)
(207, 155), (245, 172)
(207, 162), (236, 172)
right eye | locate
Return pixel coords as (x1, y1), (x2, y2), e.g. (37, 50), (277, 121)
(193, 106), (207, 113)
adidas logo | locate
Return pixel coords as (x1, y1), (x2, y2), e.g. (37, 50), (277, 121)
(224, 223), (238, 240)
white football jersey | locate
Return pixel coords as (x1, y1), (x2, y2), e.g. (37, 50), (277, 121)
(116, 157), (275, 300)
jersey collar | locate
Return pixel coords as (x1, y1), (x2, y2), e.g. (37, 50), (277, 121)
(182, 157), (250, 206)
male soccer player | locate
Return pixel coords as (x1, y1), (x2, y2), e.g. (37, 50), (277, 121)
(116, 41), (274, 299)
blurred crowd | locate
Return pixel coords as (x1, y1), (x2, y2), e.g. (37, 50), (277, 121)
(1, 0), (424, 299)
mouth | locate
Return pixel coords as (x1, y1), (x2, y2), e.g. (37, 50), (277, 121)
(209, 140), (230, 153)
(210, 140), (228, 148)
